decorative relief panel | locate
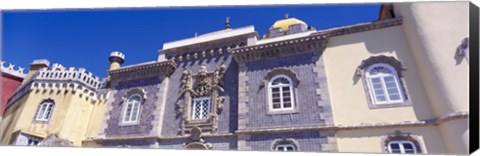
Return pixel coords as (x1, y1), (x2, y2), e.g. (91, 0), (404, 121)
(176, 63), (227, 135)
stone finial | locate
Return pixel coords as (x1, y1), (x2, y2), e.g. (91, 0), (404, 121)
(226, 17), (231, 29)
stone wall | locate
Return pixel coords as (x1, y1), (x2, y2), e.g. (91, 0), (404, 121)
(104, 76), (163, 137)
(242, 52), (329, 129)
(160, 55), (239, 136)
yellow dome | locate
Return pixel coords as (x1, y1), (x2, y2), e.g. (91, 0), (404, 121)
(271, 18), (307, 31)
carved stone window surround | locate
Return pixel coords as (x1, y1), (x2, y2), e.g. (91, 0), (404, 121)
(356, 55), (411, 109)
(380, 130), (422, 154)
(263, 68), (300, 115)
(33, 98), (55, 124)
(176, 63), (227, 135)
(118, 88), (147, 126)
(271, 138), (299, 151)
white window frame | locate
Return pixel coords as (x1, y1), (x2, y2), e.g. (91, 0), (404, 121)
(122, 94), (143, 124)
(191, 97), (211, 120)
(35, 101), (55, 121)
(268, 75), (295, 111)
(366, 63), (405, 105)
(14, 133), (43, 146)
(387, 140), (417, 154)
(275, 144), (296, 151)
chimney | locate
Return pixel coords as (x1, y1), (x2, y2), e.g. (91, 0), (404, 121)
(23, 59), (50, 83)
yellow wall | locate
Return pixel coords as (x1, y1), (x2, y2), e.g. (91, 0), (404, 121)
(393, 2), (469, 153)
(393, 2), (469, 117)
(323, 26), (435, 125)
(0, 87), (100, 146)
(84, 99), (108, 139)
(336, 126), (447, 154)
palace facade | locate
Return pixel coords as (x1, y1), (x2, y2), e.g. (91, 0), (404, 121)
(0, 2), (470, 154)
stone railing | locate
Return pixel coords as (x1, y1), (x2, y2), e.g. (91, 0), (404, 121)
(0, 61), (27, 78)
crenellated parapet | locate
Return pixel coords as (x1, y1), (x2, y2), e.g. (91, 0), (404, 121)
(0, 61), (27, 78)
(36, 64), (102, 89)
(6, 62), (107, 108)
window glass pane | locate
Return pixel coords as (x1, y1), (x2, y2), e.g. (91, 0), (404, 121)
(384, 76), (394, 82)
(373, 83), (383, 89)
(273, 104), (281, 109)
(283, 98), (291, 102)
(389, 94), (400, 101)
(273, 99), (281, 103)
(385, 82), (397, 88)
(276, 146), (284, 151)
(387, 88), (399, 94)
(376, 95), (387, 102)
(272, 94), (280, 98)
(371, 78), (381, 83)
(403, 143), (414, 150)
(374, 89), (385, 95)
(284, 102), (292, 108)
(38, 104), (47, 119)
(286, 146), (294, 151)
(389, 143), (401, 153)
(272, 88), (280, 92)
(282, 87), (290, 91)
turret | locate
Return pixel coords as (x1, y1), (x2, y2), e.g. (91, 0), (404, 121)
(108, 51), (125, 71)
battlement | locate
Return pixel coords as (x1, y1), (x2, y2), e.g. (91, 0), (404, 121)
(0, 61), (27, 78)
(35, 63), (102, 90)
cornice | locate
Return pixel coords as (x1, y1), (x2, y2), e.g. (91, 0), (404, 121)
(236, 111), (468, 134)
(84, 111), (467, 144)
(313, 17), (402, 38)
(230, 36), (327, 63)
(84, 133), (236, 143)
(229, 17), (402, 63)
(108, 61), (177, 79)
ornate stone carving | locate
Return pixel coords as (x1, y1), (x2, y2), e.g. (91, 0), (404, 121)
(381, 130), (422, 153)
(262, 67), (300, 87)
(121, 88), (147, 102)
(177, 63), (227, 136)
(183, 127), (213, 150)
(356, 55), (407, 77)
(38, 134), (73, 147)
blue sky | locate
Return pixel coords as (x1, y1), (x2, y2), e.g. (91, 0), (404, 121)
(2, 4), (381, 78)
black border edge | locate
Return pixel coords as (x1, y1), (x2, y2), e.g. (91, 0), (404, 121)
(470, 1), (479, 154)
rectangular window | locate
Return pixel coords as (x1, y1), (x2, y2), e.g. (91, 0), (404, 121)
(13, 133), (43, 146)
(191, 97), (211, 120)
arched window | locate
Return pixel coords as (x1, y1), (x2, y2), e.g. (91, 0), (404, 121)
(272, 139), (298, 152)
(387, 140), (417, 154)
(35, 99), (55, 121)
(268, 75), (295, 111)
(122, 94), (143, 124)
(275, 144), (296, 151)
(366, 64), (405, 105)
(382, 130), (422, 154)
